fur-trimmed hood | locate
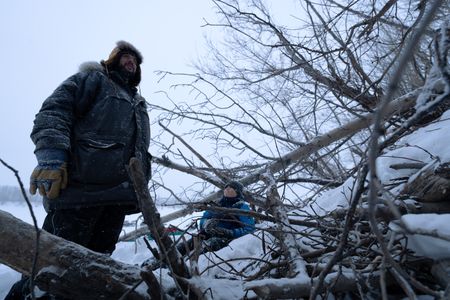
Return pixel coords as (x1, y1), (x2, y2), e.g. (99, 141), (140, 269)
(105, 40), (143, 65)
(100, 40), (143, 87)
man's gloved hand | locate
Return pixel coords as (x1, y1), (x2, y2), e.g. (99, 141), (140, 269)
(30, 149), (68, 199)
(203, 219), (234, 238)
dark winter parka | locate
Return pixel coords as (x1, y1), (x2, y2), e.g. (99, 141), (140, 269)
(31, 62), (151, 211)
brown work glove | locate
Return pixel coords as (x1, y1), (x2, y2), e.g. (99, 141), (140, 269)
(30, 162), (68, 199)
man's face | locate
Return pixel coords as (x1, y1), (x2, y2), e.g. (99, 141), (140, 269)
(224, 186), (237, 197)
(119, 53), (137, 74)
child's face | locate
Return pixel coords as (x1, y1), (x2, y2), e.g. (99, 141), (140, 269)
(224, 186), (237, 197)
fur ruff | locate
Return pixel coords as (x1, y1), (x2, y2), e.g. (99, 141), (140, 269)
(79, 61), (104, 73)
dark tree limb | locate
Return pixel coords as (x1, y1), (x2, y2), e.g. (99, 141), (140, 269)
(0, 157), (41, 299)
(128, 158), (196, 298)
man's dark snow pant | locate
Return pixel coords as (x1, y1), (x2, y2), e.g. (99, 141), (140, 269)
(5, 206), (128, 300)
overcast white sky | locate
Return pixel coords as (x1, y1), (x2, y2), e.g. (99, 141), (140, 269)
(0, 1), (218, 186)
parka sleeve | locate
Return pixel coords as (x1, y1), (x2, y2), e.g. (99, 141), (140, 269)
(232, 203), (255, 238)
(30, 71), (101, 152)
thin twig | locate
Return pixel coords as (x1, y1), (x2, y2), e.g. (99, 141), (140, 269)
(0, 158), (39, 300)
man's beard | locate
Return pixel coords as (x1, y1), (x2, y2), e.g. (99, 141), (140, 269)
(117, 65), (135, 83)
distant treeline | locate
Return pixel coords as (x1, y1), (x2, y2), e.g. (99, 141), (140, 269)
(0, 185), (41, 204)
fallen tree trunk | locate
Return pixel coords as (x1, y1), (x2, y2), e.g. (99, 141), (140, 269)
(331, 200), (450, 223)
(0, 210), (148, 300)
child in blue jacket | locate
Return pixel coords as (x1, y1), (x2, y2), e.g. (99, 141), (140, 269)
(197, 180), (255, 252)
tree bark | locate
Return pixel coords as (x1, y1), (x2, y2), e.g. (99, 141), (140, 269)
(401, 160), (450, 202)
(0, 210), (148, 300)
(431, 259), (450, 289)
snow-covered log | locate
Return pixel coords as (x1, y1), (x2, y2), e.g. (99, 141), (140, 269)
(0, 209), (148, 300)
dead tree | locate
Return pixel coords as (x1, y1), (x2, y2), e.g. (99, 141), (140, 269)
(143, 89), (419, 227)
(149, 0), (448, 204)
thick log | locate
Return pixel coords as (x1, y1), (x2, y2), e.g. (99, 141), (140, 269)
(331, 201), (450, 223)
(0, 209), (148, 299)
(401, 160), (450, 203)
(406, 201), (450, 214)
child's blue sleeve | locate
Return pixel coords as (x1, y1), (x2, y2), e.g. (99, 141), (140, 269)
(199, 210), (213, 229)
(232, 203), (255, 238)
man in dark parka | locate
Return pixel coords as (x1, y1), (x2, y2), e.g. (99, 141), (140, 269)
(5, 41), (151, 299)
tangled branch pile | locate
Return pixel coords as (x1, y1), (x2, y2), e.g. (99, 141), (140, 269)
(141, 0), (450, 298)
